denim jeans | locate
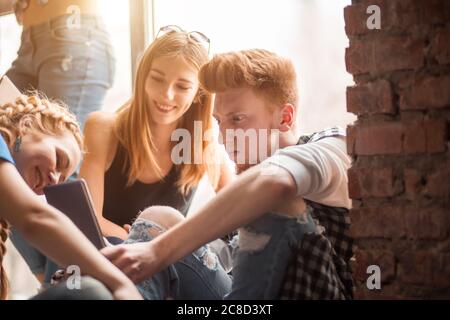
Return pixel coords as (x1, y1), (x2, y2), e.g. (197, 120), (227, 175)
(125, 219), (232, 300)
(225, 207), (318, 300)
(6, 14), (115, 129)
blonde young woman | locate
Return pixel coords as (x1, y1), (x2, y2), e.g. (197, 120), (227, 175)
(80, 26), (233, 240)
(0, 94), (141, 300)
(79, 26), (233, 299)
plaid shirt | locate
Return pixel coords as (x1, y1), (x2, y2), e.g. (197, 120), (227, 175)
(279, 127), (355, 300)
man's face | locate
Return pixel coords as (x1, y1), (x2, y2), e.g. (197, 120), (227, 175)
(214, 88), (280, 173)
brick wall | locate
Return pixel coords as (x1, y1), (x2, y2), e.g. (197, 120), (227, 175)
(344, 0), (450, 299)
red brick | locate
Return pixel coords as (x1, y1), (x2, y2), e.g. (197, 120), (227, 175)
(348, 166), (361, 199)
(345, 0), (446, 37)
(344, 4), (368, 37)
(375, 36), (425, 74)
(350, 206), (405, 239)
(344, 1), (386, 37)
(346, 125), (356, 155)
(399, 251), (450, 288)
(400, 75), (450, 110)
(347, 80), (394, 115)
(346, 36), (424, 75)
(360, 167), (399, 198)
(398, 251), (434, 286)
(404, 168), (422, 200)
(404, 205), (447, 240)
(354, 285), (407, 300)
(431, 26), (450, 65)
(346, 40), (370, 75)
(403, 121), (426, 154)
(425, 164), (450, 198)
(353, 249), (396, 283)
(424, 119), (447, 154)
(354, 122), (403, 155)
(345, 0), (450, 301)
(431, 253), (450, 288)
(387, 0), (447, 30)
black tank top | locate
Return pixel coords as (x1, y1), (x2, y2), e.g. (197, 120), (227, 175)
(102, 143), (196, 226)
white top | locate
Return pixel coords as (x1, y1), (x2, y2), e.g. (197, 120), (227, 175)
(263, 135), (352, 209)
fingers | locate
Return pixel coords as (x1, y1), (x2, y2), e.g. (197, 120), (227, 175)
(101, 245), (140, 281)
(121, 263), (143, 284)
(123, 224), (131, 233)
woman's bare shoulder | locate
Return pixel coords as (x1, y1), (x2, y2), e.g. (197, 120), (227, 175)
(84, 111), (118, 166)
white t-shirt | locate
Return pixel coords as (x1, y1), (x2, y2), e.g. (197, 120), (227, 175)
(263, 132), (352, 209)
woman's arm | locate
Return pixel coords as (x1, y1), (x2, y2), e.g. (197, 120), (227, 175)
(0, 160), (141, 299)
(79, 112), (128, 240)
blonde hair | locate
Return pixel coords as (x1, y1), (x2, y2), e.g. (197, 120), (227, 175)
(115, 31), (220, 195)
(0, 93), (83, 300)
(0, 94), (83, 150)
(199, 49), (298, 109)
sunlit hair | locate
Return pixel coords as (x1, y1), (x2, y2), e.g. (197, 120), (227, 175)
(0, 93), (83, 300)
(199, 49), (298, 111)
(115, 31), (220, 194)
(0, 94), (83, 150)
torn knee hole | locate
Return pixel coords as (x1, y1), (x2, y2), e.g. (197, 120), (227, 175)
(237, 228), (271, 253)
(199, 249), (219, 271)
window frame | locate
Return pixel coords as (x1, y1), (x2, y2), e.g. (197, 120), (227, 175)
(129, 0), (155, 88)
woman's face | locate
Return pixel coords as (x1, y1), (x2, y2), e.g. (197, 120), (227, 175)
(12, 130), (82, 195)
(145, 55), (200, 126)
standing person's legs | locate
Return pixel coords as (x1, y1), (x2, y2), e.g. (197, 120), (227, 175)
(5, 28), (38, 92)
(225, 208), (318, 300)
(32, 14), (115, 130)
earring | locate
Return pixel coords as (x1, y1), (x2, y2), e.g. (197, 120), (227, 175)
(13, 136), (22, 152)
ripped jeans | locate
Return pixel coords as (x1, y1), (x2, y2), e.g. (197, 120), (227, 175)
(225, 207), (317, 299)
(125, 219), (232, 300)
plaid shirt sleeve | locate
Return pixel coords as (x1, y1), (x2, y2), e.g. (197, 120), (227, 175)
(279, 202), (355, 300)
(279, 127), (355, 300)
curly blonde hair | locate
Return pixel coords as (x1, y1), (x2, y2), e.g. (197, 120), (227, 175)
(0, 94), (83, 149)
(0, 93), (83, 300)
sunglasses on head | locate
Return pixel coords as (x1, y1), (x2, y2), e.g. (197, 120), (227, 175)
(155, 25), (211, 54)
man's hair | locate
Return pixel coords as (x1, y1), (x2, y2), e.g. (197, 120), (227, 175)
(199, 49), (298, 109)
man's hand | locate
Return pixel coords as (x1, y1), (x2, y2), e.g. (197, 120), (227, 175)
(101, 242), (160, 284)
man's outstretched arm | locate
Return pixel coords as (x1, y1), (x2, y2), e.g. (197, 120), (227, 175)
(102, 163), (297, 283)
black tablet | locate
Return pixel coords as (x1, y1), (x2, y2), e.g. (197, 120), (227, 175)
(44, 179), (106, 249)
